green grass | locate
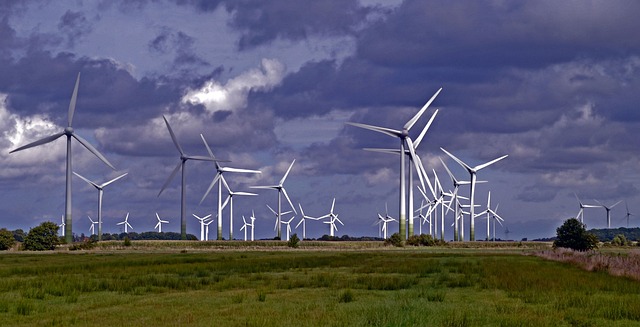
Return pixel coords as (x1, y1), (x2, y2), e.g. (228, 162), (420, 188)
(0, 250), (639, 326)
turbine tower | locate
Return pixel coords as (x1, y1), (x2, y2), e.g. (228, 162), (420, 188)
(440, 148), (507, 241)
(347, 88), (442, 241)
(193, 214), (212, 241)
(10, 73), (116, 243)
(158, 116), (216, 240)
(251, 160), (297, 240)
(595, 200), (622, 228)
(74, 172), (127, 241)
(200, 134), (260, 240)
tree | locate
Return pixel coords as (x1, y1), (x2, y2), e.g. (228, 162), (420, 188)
(553, 218), (598, 251)
(287, 233), (300, 248)
(23, 222), (60, 251)
(611, 234), (630, 246)
(0, 228), (15, 250)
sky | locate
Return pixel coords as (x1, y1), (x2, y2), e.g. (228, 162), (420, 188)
(0, 0), (638, 241)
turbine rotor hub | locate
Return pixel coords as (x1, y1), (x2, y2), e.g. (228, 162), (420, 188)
(64, 127), (74, 135)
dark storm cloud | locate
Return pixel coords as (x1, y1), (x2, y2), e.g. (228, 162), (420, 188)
(57, 10), (93, 48)
(148, 27), (210, 74)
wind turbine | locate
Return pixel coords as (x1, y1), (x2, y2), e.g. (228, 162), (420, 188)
(574, 193), (599, 223)
(10, 73), (116, 243)
(158, 116), (217, 240)
(240, 216), (250, 241)
(595, 199), (622, 228)
(200, 134), (261, 240)
(319, 198), (343, 237)
(203, 218), (214, 241)
(477, 192), (504, 241)
(622, 201), (635, 227)
(377, 203), (397, 239)
(347, 88), (442, 241)
(251, 160), (297, 240)
(266, 204), (293, 234)
(439, 157), (483, 241)
(155, 213), (169, 233)
(296, 203), (321, 240)
(117, 213), (133, 233)
(74, 172), (127, 241)
(193, 214), (212, 241)
(281, 216), (295, 241)
(88, 216), (98, 235)
(59, 215), (65, 237)
(440, 148), (508, 241)
(219, 175), (257, 240)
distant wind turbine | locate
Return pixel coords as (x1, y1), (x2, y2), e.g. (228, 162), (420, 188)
(158, 116), (218, 240)
(595, 199), (622, 228)
(574, 193), (599, 224)
(193, 214), (212, 241)
(74, 172), (127, 241)
(440, 148), (507, 241)
(10, 73), (116, 243)
(296, 203), (322, 240)
(251, 160), (297, 240)
(622, 201), (635, 227)
(155, 213), (169, 233)
(200, 134), (260, 240)
(117, 213), (133, 233)
(219, 175), (257, 240)
(319, 198), (343, 237)
(88, 216), (98, 235)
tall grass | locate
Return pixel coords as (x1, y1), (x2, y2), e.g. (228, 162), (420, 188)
(0, 250), (639, 326)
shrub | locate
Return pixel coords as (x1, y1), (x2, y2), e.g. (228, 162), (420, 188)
(338, 289), (354, 303)
(611, 234), (630, 246)
(287, 234), (300, 248)
(69, 238), (97, 251)
(385, 233), (404, 247)
(553, 218), (598, 251)
(123, 236), (132, 247)
(0, 228), (16, 250)
(23, 222), (59, 251)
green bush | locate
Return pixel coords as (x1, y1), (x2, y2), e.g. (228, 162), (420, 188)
(287, 234), (300, 248)
(406, 234), (442, 246)
(23, 222), (59, 251)
(0, 228), (16, 250)
(611, 234), (630, 246)
(123, 236), (132, 247)
(69, 238), (97, 251)
(385, 233), (404, 247)
(553, 218), (598, 251)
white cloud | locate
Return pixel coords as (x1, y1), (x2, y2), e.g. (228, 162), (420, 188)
(182, 58), (285, 114)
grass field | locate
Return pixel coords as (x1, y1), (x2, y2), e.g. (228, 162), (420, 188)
(1, 245), (640, 326)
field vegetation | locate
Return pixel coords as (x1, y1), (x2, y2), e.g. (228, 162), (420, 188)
(1, 247), (640, 326)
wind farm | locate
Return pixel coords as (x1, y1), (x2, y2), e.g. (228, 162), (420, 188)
(1, 2), (640, 326)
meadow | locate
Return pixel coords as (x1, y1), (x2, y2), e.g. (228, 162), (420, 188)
(1, 245), (640, 326)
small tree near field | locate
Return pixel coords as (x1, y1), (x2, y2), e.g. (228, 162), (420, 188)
(553, 218), (598, 251)
(23, 222), (60, 251)
(0, 228), (15, 250)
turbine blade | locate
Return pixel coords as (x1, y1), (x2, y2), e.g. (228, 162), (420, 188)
(72, 133), (116, 170)
(404, 87), (442, 131)
(281, 188), (297, 214)
(345, 122), (402, 138)
(363, 148), (401, 155)
(221, 195), (230, 210)
(73, 171), (100, 189)
(68, 72), (80, 127)
(331, 198), (336, 214)
(222, 167), (262, 174)
(162, 115), (185, 156)
(440, 147), (472, 172)
(200, 173), (221, 204)
(10, 132), (65, 153)
(611, 200), (622, 209)
(101, 172), (128, 188)
(158, 161), (182, 197)
(474, 155), (509, 171)
(413, 109), (439, 148)
(266, 204), (277, 215)
(439, 157), (457, 184)
(416, 155), (436, 198)
(234, 192), (258, 196)
(221, 175), (231, 194)
(279, 159), (296, 185)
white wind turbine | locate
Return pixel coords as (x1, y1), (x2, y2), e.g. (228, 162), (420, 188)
(281, 216), (296, 241)
(74, 172), (127, 241)
(574, 193), (599, 223)
(363, 108), (440, 238)
(219, 175), (257, 240)
(240, 216), (250, 241)
(477, 192), (504, 241)
(439, 157), (476, 241)
(266, 204), (293, 234)
(440, 148), (508, 241)
(377, 203), (397, 239)
(203, 218), (214, 241)
(10, 73), (116, 243)
(622, 202), (635, 228)
(296, 203), (322, 240)
(193, 214), (212, 241)
(155, 213), (169, 233)
(319, 198), (343, 237)
(595, 199), (622, 228)
(158, 116), (218, 240)
(117, 213), (133, 233)
(347, 88), (442, 241)
(59, 215), (65, 237)
(251, 160), (297, 240)
(88, 216), (98, 235)
(200, 134), (261, 240)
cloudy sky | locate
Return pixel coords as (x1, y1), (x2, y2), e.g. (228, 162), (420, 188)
(0, 0), (638, 240)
